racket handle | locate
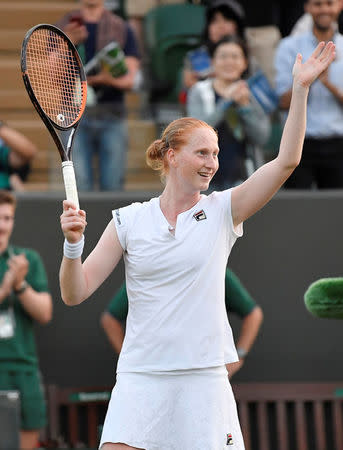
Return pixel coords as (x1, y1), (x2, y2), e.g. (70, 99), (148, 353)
(62, 161), (79, 210)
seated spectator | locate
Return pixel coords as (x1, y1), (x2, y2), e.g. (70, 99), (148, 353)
(56, 0), (140, 191)
(275, 0), (343, 189)
(187, 35), (270, 189)
(101, 269), (263, 379)
(0, 190), (52, 449)
(182, 0), (248, 94)
(0, 121), (37, 191)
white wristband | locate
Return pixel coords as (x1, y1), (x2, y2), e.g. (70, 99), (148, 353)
(63, 235), (85, 259)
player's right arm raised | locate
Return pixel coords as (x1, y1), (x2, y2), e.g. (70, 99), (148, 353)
(59, 200), (123, 306)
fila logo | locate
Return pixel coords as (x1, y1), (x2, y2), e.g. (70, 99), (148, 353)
(226, 433), (233, 445)
(193, 210), (207, 221)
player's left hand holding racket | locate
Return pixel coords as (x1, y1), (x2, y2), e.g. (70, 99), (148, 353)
(21, 24), (87, 210)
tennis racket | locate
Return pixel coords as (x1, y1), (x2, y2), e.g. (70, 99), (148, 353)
(21, 24), (87, 209)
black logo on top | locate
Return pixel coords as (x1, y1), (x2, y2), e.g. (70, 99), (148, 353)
(193, 210), (207, 222)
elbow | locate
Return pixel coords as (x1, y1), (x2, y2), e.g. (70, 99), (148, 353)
(277, 154), (301, 172)
(27, 143), (38, 159)
(61, 292), (83, 307)
(249, 305), (264, 328)
(38, 311), (52, 325)
(37, 298), (53, 325)
(254, 305), (264, 325)
(286, 158), (301, 172)
(293, 159), (301, 170)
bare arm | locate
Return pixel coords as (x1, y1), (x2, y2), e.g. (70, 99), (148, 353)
(0, 271), (52, 324)
(59, 201), (123, 306)
(6, 254), (52, 324)
(0, 124), (37, 168)
(226, 306), (264, 378)
(235, 306), (264, 355)
(231, 41), (336, 228)
(100, 312), (125, 354)
(16, 290), (52, 325)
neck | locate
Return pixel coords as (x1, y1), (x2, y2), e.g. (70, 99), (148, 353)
(213, 78), (237, 98)
(312, 25), (335, 43)
(213, 78), (233, 90)
(159, 185), (201, 223)
(0, 240), (9, 254)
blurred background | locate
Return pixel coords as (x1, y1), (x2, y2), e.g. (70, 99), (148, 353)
(1, 0), (343, 449)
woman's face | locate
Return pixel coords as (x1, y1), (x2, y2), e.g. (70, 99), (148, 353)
(208, 12), (238, 43)
(212, 42), (247, 82)
(168, 127), (219, 193)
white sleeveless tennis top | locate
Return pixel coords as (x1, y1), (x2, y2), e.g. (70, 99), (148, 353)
(113, 189), (243, 373)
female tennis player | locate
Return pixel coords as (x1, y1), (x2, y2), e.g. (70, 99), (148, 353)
(59, 41), (335, 450)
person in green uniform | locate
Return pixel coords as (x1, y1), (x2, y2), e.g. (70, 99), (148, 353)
(101, 269), (263, 378)
(0, 190), (52, 449)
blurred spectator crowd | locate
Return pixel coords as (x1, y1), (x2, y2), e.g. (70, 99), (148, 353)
(2, 0), (343, 192)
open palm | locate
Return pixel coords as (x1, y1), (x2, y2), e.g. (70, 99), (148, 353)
(292, 41), (336, 88)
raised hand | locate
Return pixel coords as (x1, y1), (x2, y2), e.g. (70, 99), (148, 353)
(60, 200), (87, 244)
(292, 41), (336, 88)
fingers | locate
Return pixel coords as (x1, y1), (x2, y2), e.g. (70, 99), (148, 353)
(8, 254), (28, 267)
(321, 42), (336, 66)
(311, 41), (336, 67)
(63, 200), (78, 211)
(60, 202), (87, 242)
(318, 41), (335, 60)
(60, 213), (87, 232)
(61, 206), (86, 221)
(7, 255), (29, 281)
(311, 41), (326, 59)
(61, 201), (86, 222)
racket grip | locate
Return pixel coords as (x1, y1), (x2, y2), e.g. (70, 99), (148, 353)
(62, 161), (79, 210)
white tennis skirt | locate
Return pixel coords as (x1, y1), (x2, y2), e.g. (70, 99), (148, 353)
(99, 366), (245, 450)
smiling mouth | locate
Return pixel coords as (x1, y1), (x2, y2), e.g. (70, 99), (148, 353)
(317, 14), (333, 22)
(198, 172), (212, 178)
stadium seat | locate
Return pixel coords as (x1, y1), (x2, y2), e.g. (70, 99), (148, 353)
(144, 3), (205, 103)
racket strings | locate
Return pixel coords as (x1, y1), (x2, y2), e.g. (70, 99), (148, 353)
(25, 29), (86, 127)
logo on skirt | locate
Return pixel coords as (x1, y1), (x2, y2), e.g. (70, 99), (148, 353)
(227, 433), (233, 445)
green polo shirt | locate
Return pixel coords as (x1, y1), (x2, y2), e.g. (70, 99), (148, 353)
(107, 269), (257, 321)
(0, 245), (49, 371)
